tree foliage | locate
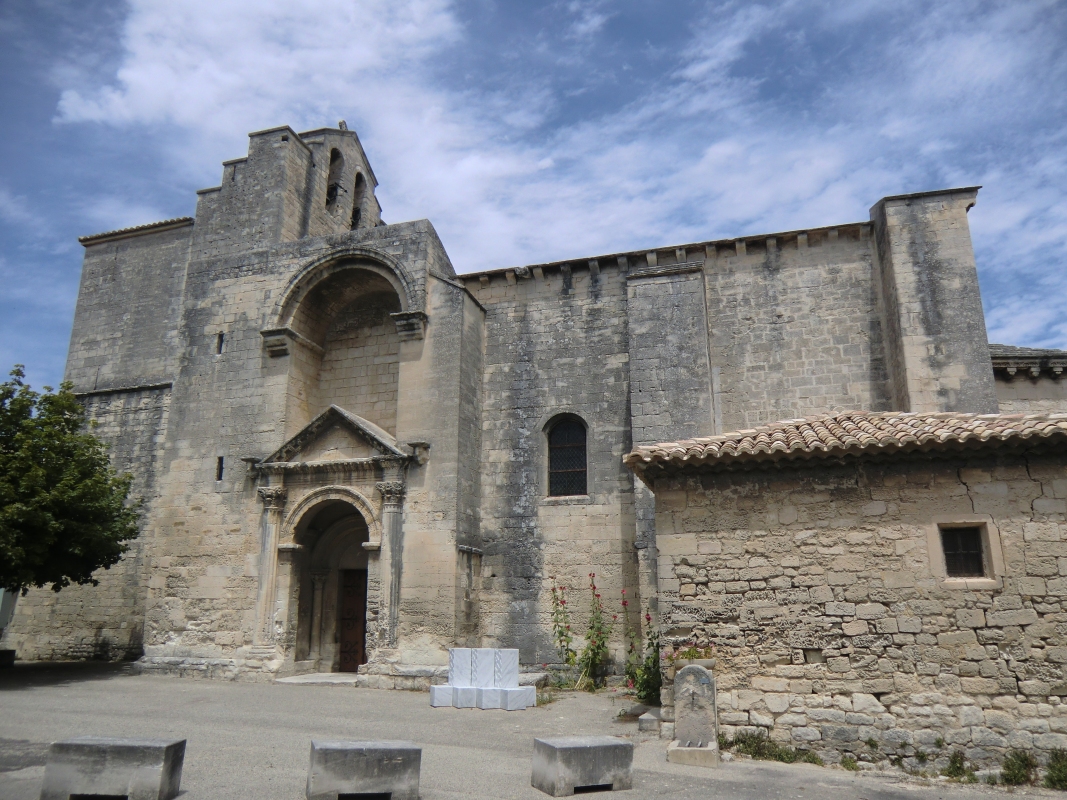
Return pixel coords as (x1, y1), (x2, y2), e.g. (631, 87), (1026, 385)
(0, 366), (140, 593)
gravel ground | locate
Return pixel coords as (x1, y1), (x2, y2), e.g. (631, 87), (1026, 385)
(0, 662), (1059, 800)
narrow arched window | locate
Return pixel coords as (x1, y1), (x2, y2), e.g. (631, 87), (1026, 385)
(548, 418), (587, 496)
(350, 173), (366, 229)
(326, 148), (344, 208)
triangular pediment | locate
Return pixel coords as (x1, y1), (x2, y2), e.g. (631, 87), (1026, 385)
(262, 406), (407, 465)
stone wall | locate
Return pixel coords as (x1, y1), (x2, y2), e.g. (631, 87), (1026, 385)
(65, 226), (190, 391)
(996, 375), (1067, 415)
(466, 262), (638, 664)
(705, 228), (891, 430)
(652, 447), (1067, 768)
(9, 118), (1018, 686)
(318, 291), (402, 434)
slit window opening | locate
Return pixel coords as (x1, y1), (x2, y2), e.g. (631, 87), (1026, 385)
(216, 332), (224, 354)
(216, 456), (224, 482)
(326, 148), (344, 208)
(350, 173), (366, 230)
(941, 526), (984, 578)
(548, 418), (587, 496)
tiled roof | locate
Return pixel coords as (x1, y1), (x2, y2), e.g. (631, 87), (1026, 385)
(79, 217), (194, 245)
(624, 411), (1067, 476)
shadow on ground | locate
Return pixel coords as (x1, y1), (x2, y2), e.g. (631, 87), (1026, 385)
(0, 661), (134, 692)
(0, 739), (49, 773)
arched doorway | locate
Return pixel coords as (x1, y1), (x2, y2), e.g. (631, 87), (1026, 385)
(293, 499), (372, 672)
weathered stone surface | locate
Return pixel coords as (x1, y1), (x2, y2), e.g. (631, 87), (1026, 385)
(6, 121), (1066, 783)
(40, 736), (186, 800)
(648, 446), (1067, 768)
(532, 736), (633, 796)
(674, 666), (718, 747)
(306, 740), (420, 800)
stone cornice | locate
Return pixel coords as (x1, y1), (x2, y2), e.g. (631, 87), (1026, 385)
(255, 456), (407, 477)
(260, 326), (325, 357)
(79, 218), (194, 246)
(990, 344), (1067, 379)
(74, 380), (173, 398)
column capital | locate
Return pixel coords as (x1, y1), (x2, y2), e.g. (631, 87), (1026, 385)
(257, 486), (288, 510)
(376, 481), (405, 505)
(311, 570), (329, 589)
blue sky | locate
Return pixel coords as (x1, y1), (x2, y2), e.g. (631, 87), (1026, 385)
(2, 0), (1066, 390)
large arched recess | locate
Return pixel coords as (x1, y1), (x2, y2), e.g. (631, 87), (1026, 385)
(275, 249), (414, 330)
(276, 253), (410, 436)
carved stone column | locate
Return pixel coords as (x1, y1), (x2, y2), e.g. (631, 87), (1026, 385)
(255, 486), (287, 645)
(309, 570), (328, 661)
(376, 480), (405, 647)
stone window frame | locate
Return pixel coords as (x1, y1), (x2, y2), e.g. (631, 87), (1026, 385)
(539, 412), (592, 504)
(926, 514), (1004, 590)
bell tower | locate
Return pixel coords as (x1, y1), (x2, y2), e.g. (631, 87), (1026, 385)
(190, 121), (383, 254)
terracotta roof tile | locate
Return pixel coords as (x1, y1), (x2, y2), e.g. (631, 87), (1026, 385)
(624, 411), (1067, 475)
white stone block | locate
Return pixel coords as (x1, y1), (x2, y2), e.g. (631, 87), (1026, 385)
(449, 648), (473, 687)
(494, 649), (520, 688)
(472, 648), (495, 688)
(454, 687), (478, 708)
(429, 685), (453, 707)
(502, 686), (537, 710)
(477, 688), (503, 709)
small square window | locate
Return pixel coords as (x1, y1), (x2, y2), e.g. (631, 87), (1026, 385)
(940, 526), (984, 578)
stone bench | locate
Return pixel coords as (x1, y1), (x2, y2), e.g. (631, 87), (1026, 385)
(531, 736), (633, 796)
(306, 740), (421, 800)
(39, 736), (186, 800)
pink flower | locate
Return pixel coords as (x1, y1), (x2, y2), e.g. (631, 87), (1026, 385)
(622, 600), (629, 607)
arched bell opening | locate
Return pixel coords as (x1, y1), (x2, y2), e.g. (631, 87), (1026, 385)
(292, 499), (375, 672)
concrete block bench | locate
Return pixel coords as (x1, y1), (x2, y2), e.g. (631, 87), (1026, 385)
(306, 740), (421, 800)
(531, 736), (633, 796)
(39, 736), (186, 800)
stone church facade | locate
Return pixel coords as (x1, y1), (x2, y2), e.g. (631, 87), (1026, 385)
(5, 123), (1067, 756)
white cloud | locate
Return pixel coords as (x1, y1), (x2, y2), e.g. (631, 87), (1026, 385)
(78, 195), (171, 234)
(50, 0), (1067, 346)
(0, 186), (50, 238)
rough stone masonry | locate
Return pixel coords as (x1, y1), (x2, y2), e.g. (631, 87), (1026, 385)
(3, 122), (1067, 768)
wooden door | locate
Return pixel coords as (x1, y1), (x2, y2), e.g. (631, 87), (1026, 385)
(339, 570), (367, 672)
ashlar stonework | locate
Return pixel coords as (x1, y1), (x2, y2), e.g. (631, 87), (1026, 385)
(3, 120), (1067, 763)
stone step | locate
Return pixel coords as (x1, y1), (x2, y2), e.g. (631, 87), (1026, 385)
(275, 672), (359, 685)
